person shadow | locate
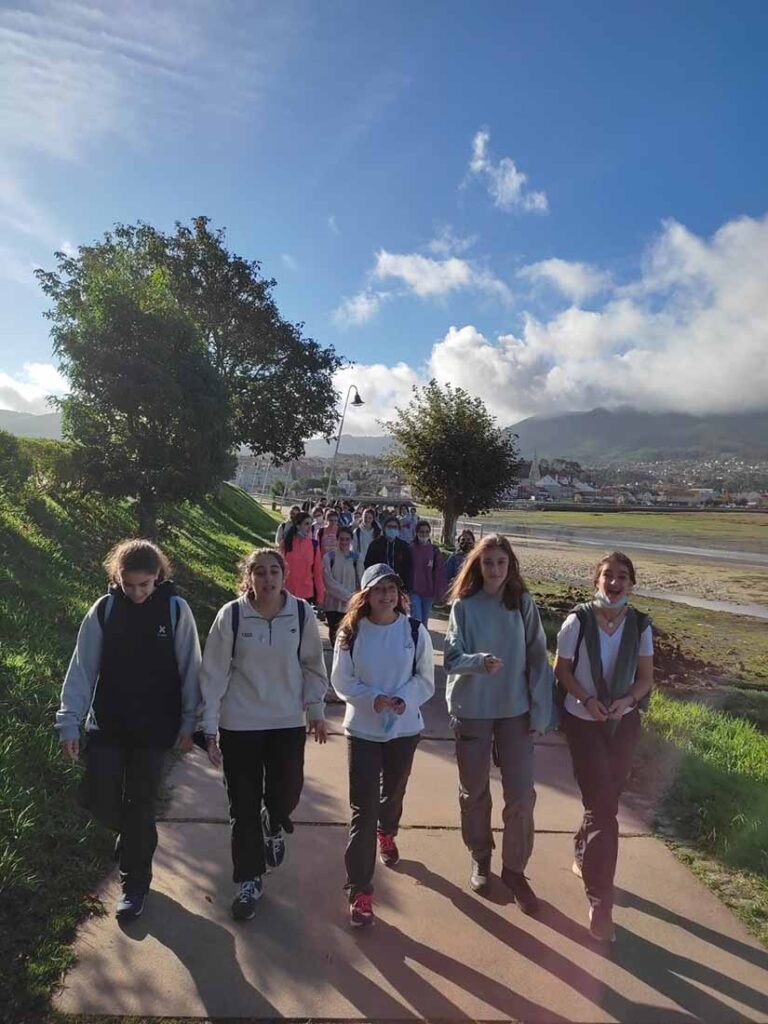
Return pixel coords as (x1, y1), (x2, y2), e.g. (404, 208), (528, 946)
(397, 859), (754, 1023)
(117, 891), (281, 1018)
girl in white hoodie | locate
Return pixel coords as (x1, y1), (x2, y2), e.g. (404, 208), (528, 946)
(199, 548), (328, 921)
(331, 562), (435, 928)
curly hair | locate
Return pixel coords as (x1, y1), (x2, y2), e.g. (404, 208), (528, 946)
(593, 551), (636, 586)
(103, 539), (172, 584)
(447, 533), (526, 610)
(337, 580), (410, 650)
(238, 548), (286, 598)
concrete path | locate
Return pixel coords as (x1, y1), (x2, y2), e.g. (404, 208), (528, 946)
(55, 618), (768, 1022)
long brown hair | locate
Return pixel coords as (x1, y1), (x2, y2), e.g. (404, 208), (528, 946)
(337, 580), (410, 650)
(593, 551), (637, 585)
(103, 539), (172, 583)
(238, 548), (286, 599)
(448, 533), (526, 610)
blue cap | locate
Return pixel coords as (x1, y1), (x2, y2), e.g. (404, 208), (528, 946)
(360, 563), (404, 592)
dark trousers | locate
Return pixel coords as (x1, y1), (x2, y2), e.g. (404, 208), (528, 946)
(452, 714), (535, 872)
(219, 726), (306, 882)
(345, 734), (420, 898)
(564, 709), (641, 910)
(326, 611), (344, 648)
(78, 739), (166, 894)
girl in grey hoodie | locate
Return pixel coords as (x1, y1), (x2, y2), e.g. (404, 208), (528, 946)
(444, 534), (552, 914)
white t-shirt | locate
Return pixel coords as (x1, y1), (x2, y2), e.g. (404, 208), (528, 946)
(556, 612), (653, 721)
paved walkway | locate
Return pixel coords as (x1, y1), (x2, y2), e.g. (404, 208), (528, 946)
(55, 619), (768, 1022)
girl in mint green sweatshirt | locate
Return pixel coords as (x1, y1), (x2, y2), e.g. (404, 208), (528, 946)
(444, 534), (552, 914)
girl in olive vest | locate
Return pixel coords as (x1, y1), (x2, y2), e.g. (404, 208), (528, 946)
(554, 551), (654, 944)
(55, 540), (202, 921)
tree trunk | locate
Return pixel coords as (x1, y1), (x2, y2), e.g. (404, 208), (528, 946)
(442, 505), (459, 548)
(138, 491), (158, 539)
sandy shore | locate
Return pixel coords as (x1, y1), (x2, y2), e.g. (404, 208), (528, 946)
(512, 536), (768, 608)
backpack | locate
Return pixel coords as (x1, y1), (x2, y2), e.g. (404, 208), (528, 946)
(349, 615), (422, 676)
(97, 588), (182, 634)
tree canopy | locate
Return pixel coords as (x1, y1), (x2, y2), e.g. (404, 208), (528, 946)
(383, 380), (521, 544)
(36, 216), (343, 533)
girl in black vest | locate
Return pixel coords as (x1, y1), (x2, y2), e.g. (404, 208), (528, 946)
(554, 551), (654, 943)
(55, 540), (202, 921)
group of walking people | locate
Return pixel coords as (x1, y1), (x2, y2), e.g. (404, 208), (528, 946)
(56, 523), (653, 944)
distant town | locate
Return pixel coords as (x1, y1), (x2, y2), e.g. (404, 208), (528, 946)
(232, 450), (768, 510)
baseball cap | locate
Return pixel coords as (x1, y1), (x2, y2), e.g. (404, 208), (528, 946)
(360, 563), (404, 592)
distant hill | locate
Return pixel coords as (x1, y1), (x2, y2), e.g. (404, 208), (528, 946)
(506, 408), (768, 463)
(303, 434), (391, 458)
(0, 409), (62, 439)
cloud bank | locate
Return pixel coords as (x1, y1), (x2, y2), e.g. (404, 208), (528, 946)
(337, 213), (768, 430)
(0, 362), (67, 414)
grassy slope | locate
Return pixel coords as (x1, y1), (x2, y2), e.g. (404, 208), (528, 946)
(0, 483), (278, 1022)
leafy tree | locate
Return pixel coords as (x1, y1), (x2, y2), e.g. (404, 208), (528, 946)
(270, 479), (286, 497)
(37, 253), (235, 537)
(383, 380), (521, 545)
(0, 431), (32, 494)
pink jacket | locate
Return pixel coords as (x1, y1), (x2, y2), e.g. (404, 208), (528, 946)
(280, 535), (324, 603)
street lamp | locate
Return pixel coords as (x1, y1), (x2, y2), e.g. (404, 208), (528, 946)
(326, 385), (364, 502)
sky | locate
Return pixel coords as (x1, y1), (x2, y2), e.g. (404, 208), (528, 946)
(1, 0), (768, 433)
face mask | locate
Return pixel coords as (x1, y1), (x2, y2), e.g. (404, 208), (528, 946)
(417, 535), (430, 544)
(594, 589), (629, 608)
(385, 528), (398, 540)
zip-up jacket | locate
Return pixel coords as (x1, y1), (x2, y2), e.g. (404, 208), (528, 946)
(353, 524), (380, 560)
(199, 593), (327, 734)
(322, 550), (361, 613)
(55, 583), (201, 746)
(280, 534), (324, 603)
(410, 540), (447, 600)
(363, 536), (414, 591)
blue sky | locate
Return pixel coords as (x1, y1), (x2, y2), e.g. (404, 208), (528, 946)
(2, 0), (767, 431)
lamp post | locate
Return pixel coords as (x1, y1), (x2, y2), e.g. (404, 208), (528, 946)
(325, 385), (364, 502)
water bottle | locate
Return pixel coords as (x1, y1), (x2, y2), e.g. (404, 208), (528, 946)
(382, 709), (397, 734)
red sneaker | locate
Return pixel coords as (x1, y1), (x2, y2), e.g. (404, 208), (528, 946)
(377, 830), (399, 867)
(350, 892), (374, 927)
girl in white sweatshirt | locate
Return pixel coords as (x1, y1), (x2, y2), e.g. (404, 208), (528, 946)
(331, 562), (435, 928)
(199, 548), (328, 921)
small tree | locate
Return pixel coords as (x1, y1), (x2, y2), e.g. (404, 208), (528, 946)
(383, 380), (521, 545)
(37, 255), (235, 537)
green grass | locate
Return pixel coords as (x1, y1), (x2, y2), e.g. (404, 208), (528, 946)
(0, 482), (279, 1022)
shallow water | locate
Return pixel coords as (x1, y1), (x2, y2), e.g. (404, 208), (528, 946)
(633, 588), (768, 621)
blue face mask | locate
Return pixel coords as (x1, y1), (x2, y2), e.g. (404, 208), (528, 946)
(385, 528), (398, 540)
(594, 589), (629, 608)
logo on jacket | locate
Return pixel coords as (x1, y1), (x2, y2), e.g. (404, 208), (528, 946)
(157, 625), (168, 637)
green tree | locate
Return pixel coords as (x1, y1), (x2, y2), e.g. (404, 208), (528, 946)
(383, 380), (521, 545)
(271, 479), (286, 497)
(37, 253), (235, 537)
(137, 216), (341, 460)
(0, 430), (32, 494)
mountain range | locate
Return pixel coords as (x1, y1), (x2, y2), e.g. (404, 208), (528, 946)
(3, 407), (767, 463)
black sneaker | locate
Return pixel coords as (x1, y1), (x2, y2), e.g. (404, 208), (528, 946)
(115, 890), (146, 920)
(501, 869), (540, 915)
(231, 878), (263, 921)
(262, 806), (285, 869)
(470, 856), (491, 894)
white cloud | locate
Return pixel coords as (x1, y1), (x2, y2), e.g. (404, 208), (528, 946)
(374, 249), (512, 303)
(332, 361), (422, 433)
(427, 225), (477, 257)
(519, 258), (611, 303)
(281, 253), (298, 270)
(467, 128), (548, 214)
(0, 361), (68, 413)
(332, 290), (389, 328)
(339, 212), (768, 428)
(327, 214), (340, 235)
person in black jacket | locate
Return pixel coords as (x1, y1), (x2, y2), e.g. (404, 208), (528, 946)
(364, 515), (413, 592)
(55, 540), (201, 922)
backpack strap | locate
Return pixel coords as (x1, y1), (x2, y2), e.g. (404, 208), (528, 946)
(231, 601), (240, 662)
(297, 598), (306, 663)
(96, 593), (114, 629)
(408, 616), (421, 676)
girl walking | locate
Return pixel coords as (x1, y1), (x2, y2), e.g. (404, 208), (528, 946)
(322, 525), (362, 647)
(353, 507), (381, 561)
(364, 515), (413, 592)
(55, 540), (201, 921)
(409, 519), (446, 625)
(280, 511), (324, 607)
(332, 563), (435, 927)
(554, 552), (654, 943)
(199, 548), (329, 921)
(445, 529), (476, 587)
(444, 535), (552, 912)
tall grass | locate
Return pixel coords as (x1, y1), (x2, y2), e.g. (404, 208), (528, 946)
(0, 481), (278, 1021)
